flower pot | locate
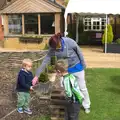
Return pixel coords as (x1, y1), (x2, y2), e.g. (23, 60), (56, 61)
(48, 73), (57, 82)
(103, 43), (120, 53)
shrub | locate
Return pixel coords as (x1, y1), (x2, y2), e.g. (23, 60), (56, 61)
(44, 43), (49, 50)
(102, 24), (114, 44)
(47, 65), (56, 73)
(116, 38), (120, 44)
(51, 56), (57, 65)
(39, 72), (49, 83)
(39, 64), (56, 82)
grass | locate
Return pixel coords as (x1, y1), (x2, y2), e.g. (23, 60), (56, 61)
(29, 68), (120, 120)
(80, 68), (120, 120)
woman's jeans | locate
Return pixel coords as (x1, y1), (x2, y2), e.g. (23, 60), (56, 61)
(72, 70), (91, 109)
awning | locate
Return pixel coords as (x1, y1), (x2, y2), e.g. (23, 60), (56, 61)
(64, 0), (120, 53)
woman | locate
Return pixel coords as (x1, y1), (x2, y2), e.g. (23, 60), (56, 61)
(33, 33), (91, 113)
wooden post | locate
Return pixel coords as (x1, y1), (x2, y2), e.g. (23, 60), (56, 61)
(55, 13), (60, 33)
(22, 14), (25, 35)
(38, 14), (41, 35)
(3, 15), (8, 36)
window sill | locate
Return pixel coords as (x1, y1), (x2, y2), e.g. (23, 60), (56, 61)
(4, 34), (54, 38)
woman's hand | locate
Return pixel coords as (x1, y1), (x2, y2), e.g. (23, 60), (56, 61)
(32, 76), (38, 86)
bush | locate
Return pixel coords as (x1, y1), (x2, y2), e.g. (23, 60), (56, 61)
(51, 56), (57, 65)
(44, 43), (49, 50)
(116, 38), (120, 44)
(39, 72), (49, 83)
(102, 24), (114, 44)
(47, 65), (56, 73)
(39, 64), (56, 82)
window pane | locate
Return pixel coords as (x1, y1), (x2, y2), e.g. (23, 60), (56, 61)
(97, 26), (100, 29)
(85, 22), (87, 25)
(25, 14), (38, 34)
(93, 22), (97, 25)
(93, 26), (96, 30)
(41, 14), (55, 34)
(85, 26), (87, 30)
(97, 22), (100, 25)
(102, 26), (105, 30)
(8, 15), (22, 34)
(89, 26), (91, 30)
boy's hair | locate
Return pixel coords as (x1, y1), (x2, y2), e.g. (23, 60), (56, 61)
(55, 59), (68, 73)
(22, 59), (32, 68)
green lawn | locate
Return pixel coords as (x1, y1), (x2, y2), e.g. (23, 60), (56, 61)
(29, 68), (120, 120)
(80, 68), (120, 120)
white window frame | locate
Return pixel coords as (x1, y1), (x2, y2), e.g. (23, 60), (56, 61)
(83, 17), (109, 31)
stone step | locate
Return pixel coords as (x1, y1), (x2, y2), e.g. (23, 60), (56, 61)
(50, 105), (65, 109)
(51, 117), (64, 120)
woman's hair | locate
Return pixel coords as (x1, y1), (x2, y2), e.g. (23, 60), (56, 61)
(55, 59), (68, 73)
(22, 59), (32, 68)
(49, 33), (63, 49)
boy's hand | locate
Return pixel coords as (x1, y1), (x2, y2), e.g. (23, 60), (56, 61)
(30, 86), (34, 91)
(32, 76), (38, 86)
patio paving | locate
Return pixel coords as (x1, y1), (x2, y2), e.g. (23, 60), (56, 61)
(81, 46), (120, 68)
(0, 46), (120, 68)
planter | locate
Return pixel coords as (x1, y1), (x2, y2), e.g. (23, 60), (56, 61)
(19, 37), (43, 44)
(103, 43), (120, 53)
(48, 73), (57, 82)
(33, 81), (52, 99)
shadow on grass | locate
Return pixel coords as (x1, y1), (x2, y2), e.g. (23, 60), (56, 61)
(105, 88), (120, 95)
(105, 76), (120, 95)
(110, 76), (120, 86)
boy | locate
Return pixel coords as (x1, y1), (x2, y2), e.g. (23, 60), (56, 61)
(55, 60), (84, 120)
(16, 59), (34, 115)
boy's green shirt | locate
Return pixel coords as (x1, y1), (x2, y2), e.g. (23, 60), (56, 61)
(63, 74), (84, 104)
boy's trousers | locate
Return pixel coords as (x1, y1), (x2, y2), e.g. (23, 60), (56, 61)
(65, 102), (80, 120)
(17, 92), (31, 109)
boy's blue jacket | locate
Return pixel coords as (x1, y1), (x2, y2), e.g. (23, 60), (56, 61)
(16, 69), (33, 92)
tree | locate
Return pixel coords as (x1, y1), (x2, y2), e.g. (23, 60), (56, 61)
(64, 0), (69, 6)
(102, 24), (114, 44)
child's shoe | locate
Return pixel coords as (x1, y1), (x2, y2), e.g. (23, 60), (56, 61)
(17, 108), (23, 113)
(85, 108), (90, 114)
(24, 108), (32, 115)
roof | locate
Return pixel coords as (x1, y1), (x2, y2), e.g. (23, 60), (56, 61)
(0, 0), (6, 10)
(0, 0), (64, 14)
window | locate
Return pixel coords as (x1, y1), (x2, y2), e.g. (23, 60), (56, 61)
(8, 15), (22, 34)
(25, 14), (38, 34)
(83, 17), (108, 31)
(41, 14), (55, 34)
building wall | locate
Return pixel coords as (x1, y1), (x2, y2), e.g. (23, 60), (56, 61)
(3, 37), (50, 50)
